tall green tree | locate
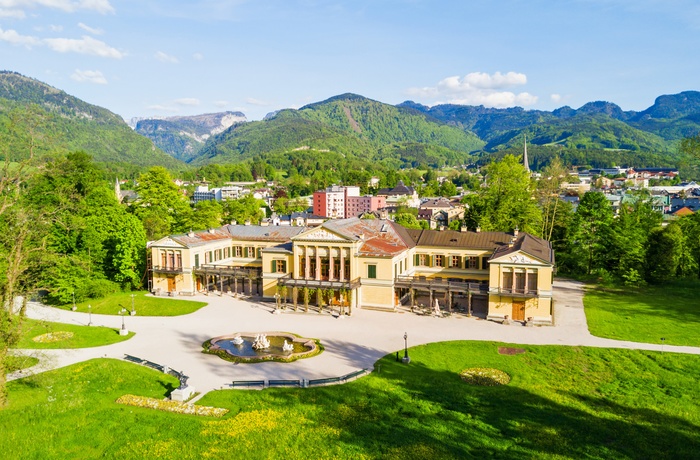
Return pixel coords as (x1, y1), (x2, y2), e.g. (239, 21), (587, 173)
(567, 191), (614, 275)
(479, 155), (542, 234)
(133, 167), (191, 239)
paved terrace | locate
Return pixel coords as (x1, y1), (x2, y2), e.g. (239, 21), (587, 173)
(9, 280), (700, 398)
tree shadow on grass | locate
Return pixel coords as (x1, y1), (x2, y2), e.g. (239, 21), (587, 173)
(585, 283), (700, 324)
(252, 353), (700, 459)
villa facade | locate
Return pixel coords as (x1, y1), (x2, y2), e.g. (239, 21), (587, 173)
(148, 217), (555, 324)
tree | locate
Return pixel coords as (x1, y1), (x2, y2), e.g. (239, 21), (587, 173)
(479, 155), (542, 234)
(223, 195), (265, 225)
(393, 213), (422, 229)
(568, 191), (614, 275)
(537, 156), (567, 241)
(646, 224), (685, 284)
(0, 106), (49, 406)
(133, 167), (191, 239)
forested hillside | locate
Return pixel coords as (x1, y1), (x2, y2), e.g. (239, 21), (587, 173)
(0, 71), (182, 172)
(193, 94), (484, 168)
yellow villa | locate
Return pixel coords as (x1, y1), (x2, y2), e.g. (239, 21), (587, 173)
(148, 217), (555, 324)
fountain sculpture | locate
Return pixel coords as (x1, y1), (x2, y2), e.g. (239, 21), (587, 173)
(231, 336), (244, 346)
(252, 333), (270, 350)
(282, 339), (294, 353)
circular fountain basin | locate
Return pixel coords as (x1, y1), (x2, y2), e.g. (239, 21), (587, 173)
(206, 332), (319, 363)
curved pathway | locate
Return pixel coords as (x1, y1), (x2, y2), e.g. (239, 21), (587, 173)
(9, 279), (700, 397)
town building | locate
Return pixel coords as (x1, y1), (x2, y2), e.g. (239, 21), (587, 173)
(377, 180), (420, 208)
(148, 217), (555, 324)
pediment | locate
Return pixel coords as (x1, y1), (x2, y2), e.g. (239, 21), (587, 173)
(490, 250), (546, 266)
(293, 227), (352, 242)
(150, 237), (186, 249)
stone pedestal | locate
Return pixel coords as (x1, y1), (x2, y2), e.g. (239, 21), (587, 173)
(119, 328), (129, 336)
(171, 385), (195, 402)
(402, 356), (411, 364)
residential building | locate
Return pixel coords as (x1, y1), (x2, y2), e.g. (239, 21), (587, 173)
(377, 180), (420, 208)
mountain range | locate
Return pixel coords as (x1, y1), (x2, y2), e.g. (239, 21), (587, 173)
(3, 70), (700, 173)
(0, 71), (180, 172)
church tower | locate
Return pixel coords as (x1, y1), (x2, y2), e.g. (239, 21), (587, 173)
(115, 177), (122, 203)
(523, 134), (530, 173)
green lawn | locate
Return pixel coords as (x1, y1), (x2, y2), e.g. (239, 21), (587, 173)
(62, 291), (207, 316)
(584, 281), (700, 347)
(13, 318), (134, 349)
(4, 356), (39, 374)
(2, 342), (700, 459)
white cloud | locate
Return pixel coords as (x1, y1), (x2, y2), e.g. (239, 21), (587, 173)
(192, 52), (204, 61)
(407, 71), (537, 108)
(78, 22), (102, 35)
(49, 24), (63, 32)
(44, 35), (123, 58)
(154, 50), (178, 63)
(0, 27), (123, 57)
(246, 97), (269, 106)
(0, 27), (40, 46)
(213, 100), (228, 107)
(70, 68), (107, 84)
(550, 93), (562, 103)
(0, 8), (24, 17)
(174, 98), (200, 106)
(0, 0), (114, 14)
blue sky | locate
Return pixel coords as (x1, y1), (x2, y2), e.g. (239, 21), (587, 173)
(1, 0), (699, 121)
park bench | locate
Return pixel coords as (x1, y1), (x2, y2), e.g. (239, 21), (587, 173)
(268, 379), (301, 388)
(123, 354), (144, 364)
(342, 368), (368, 381)
(308, 376), (342, 386)
(232, 380), (265, 388)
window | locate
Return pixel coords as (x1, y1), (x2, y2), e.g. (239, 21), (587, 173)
(481, 257), (489, 270)
(271, 260), (286, 273)
(434, 255), (443, 267)
(468, 257), (478, 269)
(368, 264), (377, 279)
(176, 252), (182, 268)
(246, 247), (255, 258)
(502, 270), (513, 291)
(527, 272), (538, 292)
(415, 254), (428, 266)
(234, 246), (242, 257)
(194, 254), (200, 268)
(450, 256), (461, 268)
(257, 248), (262, 258)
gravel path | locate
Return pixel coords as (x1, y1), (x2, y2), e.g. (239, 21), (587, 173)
(8, 279), (700, 397)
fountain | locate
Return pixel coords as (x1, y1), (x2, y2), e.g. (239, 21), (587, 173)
(252, 334), (270, 350)
(206, 332), (320, 363)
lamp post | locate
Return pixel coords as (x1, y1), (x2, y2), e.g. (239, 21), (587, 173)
(130, 293), (136, 316)
(87, 304), (92, 326)
(71, 290), (76, 311)
(119, 307), (129, 336)
(402, 332), (410, 364)
(661, 337), (666, 353)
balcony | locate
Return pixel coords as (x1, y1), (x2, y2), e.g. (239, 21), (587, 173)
(394, 275), (488, 293)
(492, 287), (539, 297)
(276, 273), (361, 290)
(150, 265), (184, 274)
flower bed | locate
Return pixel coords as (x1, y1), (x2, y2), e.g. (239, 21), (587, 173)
(32, 331), (74, 343)
(459, 368), (511, 386)
(116, 394), (228, 417)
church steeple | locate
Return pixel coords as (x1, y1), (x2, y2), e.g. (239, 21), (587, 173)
(115, 177), (122, 203)
(523, 133), (530, 173)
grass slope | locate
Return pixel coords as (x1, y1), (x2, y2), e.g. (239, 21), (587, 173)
(14, 318), (134, 349)
(2, 342), (700, 459)
(584, 281), (700, 347)
(60, 291), (207, 317)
